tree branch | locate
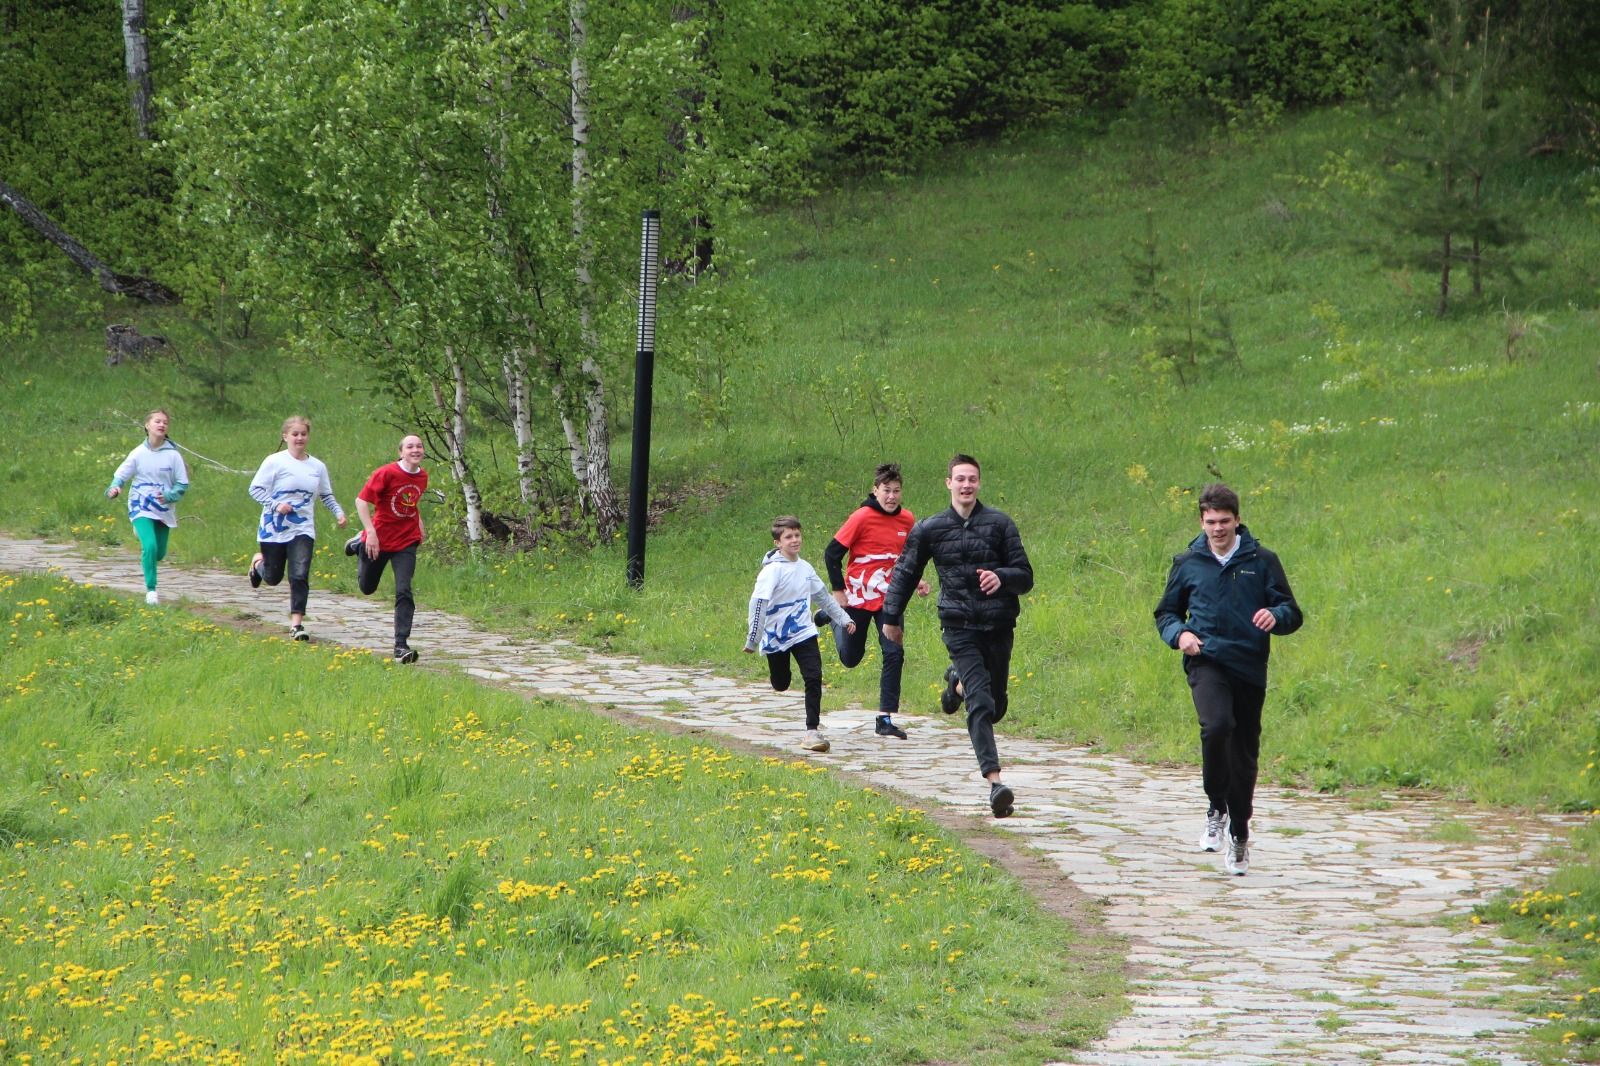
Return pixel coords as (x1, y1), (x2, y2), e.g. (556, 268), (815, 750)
(0, 177), (180, 303)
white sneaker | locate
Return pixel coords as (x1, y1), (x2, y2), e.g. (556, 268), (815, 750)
(802, 729), (830, 753)
(1198, 809), (1228, 852)
(1225, 836), (1250, 876)
(144, 590), (160, 606)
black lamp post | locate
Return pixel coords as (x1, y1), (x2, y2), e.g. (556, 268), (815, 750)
(626, 209), (661, 589)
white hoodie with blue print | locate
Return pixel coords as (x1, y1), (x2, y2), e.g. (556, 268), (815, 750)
(745, 548), (853, 654)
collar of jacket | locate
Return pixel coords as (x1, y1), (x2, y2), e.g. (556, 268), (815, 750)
(1184, 524), (1259, 564)
(946, 499), (986, 524)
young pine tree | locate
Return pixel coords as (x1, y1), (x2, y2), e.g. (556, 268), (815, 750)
(1375, 0), (1531, 315)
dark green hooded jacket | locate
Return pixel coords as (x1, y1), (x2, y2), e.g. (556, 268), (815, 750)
(1154, 525), (1302, 688)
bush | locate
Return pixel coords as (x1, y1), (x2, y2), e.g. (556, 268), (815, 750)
(1119, 0), (1427, 117)
(777, 0), (1109, 176)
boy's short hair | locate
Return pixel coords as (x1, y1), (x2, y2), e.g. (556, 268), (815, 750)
(949, 453), (980, 475)
(873, 462), (902, 486)
(1198, 483), (1241, 517)
(770, 515), (802, 539)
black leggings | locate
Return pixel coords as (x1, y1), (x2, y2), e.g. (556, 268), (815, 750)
(766, 636), (824, 729)
(258, 535), (314, 616)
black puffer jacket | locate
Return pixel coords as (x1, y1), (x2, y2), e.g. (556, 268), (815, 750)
(882, 501), (1032, 630)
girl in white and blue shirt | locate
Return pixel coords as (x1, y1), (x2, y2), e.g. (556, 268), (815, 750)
(106, 408), (189, 606)
(246, 415), (346, 641)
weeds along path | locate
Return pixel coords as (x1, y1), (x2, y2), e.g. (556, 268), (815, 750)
(1, 534), (1577, 1066)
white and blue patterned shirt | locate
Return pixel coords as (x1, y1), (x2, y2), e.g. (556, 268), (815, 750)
(109, 440), (189, 529)
(745, 549), (852, 654)
(248, 451), (345, 543)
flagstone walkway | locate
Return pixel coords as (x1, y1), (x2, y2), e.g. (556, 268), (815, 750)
(1, 535), (1579, 1065)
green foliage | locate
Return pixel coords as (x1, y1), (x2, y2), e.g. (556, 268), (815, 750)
(1118, 211), (1241, 386)
(1370, 0), (1533, 314)
(810, 351), (920, 448)
(0, 571), (1121, 1062)
(165, 0), (780, 530)
(1116, 0), (1426, 119)
(0, 0), (189, 331)
(778, 0), (1107, 176)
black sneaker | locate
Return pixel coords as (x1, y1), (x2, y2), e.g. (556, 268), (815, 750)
(940, 665), (963, 714)
(814, 609), (838, 631)
(248, 564), (262, 589)
(989, 781), (1015, 819)
(875, 716), (907, 739)
(289, 624), (308, 642)
(394, 646), (419, 664)
(344, 533), (364, 557)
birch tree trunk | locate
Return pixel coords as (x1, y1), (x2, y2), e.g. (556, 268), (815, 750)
(121, 0), (155, 139)
(502, 344), (538, 508)
(568, 0), (620, 538)
(433, 345), (486, 545)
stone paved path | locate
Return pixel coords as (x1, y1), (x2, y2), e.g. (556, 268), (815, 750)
(1, 535), (1578, 1066)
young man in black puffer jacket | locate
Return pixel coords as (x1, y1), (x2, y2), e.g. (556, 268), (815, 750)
(1155, 483), (1303, 876)
(883, 454), (1034, 818)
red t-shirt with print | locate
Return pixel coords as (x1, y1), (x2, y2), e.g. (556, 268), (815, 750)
(359, 462), (428, 551)
(833, 504), (915, 611)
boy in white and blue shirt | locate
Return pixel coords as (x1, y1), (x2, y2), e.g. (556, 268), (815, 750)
(744, 516), (855, 753)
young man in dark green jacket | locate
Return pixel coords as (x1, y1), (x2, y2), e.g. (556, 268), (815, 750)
(1154, 483), (1302, 876)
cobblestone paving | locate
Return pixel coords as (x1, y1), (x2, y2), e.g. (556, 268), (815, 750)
(1, 535), (1579, 1066)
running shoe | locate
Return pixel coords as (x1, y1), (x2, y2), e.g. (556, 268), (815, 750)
(989, 781), (1015, 818)
(939, 664), (963, 714)
(1225, 836), (1250, 876)
(1199, 809), (1229, 852)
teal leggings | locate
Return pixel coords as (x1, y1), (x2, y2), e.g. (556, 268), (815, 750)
(132, 518), (171, 590)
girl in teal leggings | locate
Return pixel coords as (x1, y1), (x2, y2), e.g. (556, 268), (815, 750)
(107, 409), (190, 605)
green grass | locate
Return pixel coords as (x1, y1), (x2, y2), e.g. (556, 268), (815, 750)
(0, 571), (1121, 1063)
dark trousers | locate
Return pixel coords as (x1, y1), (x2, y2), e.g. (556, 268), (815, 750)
(766, 636), (824, 729)
(1187, 660), (1266, 841)
(357, 543), (417, 649)
(942, 626), (1014, 778)
(258, 535), (314, 616)
(828, 607), (905, 714)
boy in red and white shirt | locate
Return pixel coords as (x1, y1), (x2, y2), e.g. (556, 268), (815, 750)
(821, 463), (929, 738)
(347, 434), (428, 662)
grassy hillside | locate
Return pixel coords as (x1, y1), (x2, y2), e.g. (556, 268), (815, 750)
(4, 106), (1598, 812)
(0, 571), (1120, 1062)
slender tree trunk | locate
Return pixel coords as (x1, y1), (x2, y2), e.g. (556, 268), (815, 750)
(121, 0), (155, 139)
(502, 345), (538, 508)
(0, 177), (179, 302)
(568, 0), (620, 537)
(1470, 172), (1484, 298)
(1438, 232), (1452, 316)
(433, 345), (485, 545)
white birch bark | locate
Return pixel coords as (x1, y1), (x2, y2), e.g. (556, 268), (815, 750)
(121, 0), (155, 139)
(568, 0), (620, 537)
(433, 345), (485, 545)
